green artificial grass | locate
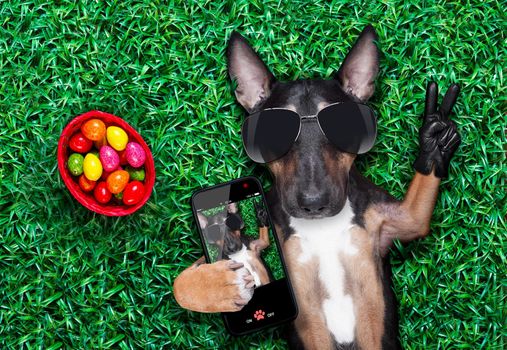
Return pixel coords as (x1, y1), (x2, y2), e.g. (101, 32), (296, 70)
(0, 0), (505, 349)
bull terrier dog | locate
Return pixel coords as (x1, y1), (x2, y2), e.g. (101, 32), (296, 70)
(174, 25), (461, 349)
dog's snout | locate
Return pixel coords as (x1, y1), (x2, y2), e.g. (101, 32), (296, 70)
(298, 192), (329, 214)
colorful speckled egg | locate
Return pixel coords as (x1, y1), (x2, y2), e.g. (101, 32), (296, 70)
(106, 170), (130, 194)
(125, 142), (146, 168)
(99, 146), (120, 172)
(106, 126), (128, 151)
(81, 119), (106, 141)
(68, 153), (84, 176)
(83, 153), (103, 181)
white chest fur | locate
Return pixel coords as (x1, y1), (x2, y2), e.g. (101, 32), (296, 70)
(228, 245), (262, 287)
(289, 200), (358, 344)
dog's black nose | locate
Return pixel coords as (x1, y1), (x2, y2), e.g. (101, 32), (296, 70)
(298, 192), (329, 214)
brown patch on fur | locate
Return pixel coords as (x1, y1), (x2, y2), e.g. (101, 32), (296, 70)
(274, 224), (284, 243)
(268, 152), (297, 185)
(343, 267), (354, 296)
(323, 147), (355, 187)
(173, 259), (251, 313)
(283, 235), (334, 350)
(252, 226), (270, 251)
(249, 226), (271, 286)
(246, 249), (271, 286)
(341, 224), (384, 350)
(362, 206), (384, 257)
(363, 207), (384, 234)
(375, 172), (441, 255)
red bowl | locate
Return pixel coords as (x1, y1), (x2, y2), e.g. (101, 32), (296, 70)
(58, 110), (155, 216)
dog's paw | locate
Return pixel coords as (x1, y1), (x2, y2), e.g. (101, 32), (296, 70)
(173, 259), (254, 313)
(232, 264), (255, 304)
(215, 260), (254, 311)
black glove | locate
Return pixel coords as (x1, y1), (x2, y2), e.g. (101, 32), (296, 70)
(413, 81), (461, 178)
(254, 200), (269, 227)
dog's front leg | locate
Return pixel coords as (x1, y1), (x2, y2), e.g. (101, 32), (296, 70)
(249, 227), (270, 253)
(378, 171), (441, 254)
(378, 81), (461, 255)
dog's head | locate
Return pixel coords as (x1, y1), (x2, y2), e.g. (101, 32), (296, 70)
(197, 203), (244, 255)
(227, 25), (379, 219)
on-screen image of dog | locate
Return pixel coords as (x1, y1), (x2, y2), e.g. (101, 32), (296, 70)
(197, 198), (284, 288)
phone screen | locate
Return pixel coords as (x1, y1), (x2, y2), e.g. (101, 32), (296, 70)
(196, 193), (286, 287)
(192, 177), (298, 335)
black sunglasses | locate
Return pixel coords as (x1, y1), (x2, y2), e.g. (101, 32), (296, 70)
(241, 101), (377, 163)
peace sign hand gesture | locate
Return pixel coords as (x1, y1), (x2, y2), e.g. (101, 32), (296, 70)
(413, 81), (461, 178)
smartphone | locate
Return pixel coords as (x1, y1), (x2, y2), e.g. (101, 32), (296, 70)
(191, 176), (298, 335)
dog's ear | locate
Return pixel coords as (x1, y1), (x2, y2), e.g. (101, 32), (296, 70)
(197, 212), (208, 229)
(227, 31), (276, 113)
(227, 202), (238, 213)
(336, 25), (380, 101)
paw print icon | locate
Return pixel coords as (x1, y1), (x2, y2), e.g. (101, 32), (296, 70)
(253, 309), (265, 321)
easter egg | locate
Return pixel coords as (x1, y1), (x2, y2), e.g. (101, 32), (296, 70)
(123, 181), (145, 206)
(106, 126), (128, 151)
(81, 119), (106, 141)
(99, 146), (120, 172)
(78, 174), (96, 192)
(68, 153), (84, 176)
(126, 165), (145, 181)
(83, 153), (103, 181)
(94, 181), (112, 204)
(101, 166), (123, 181)
(106, 170), (130, 194)
(69, 132), (93, 153)
(125, 142), (146, 168)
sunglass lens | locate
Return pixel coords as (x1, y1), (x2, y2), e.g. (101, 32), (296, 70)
(318, 102), (377, 154)
(242, 109), (300, 163)
(206, 225), (222, 242)
(225, 214), (243, 230)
